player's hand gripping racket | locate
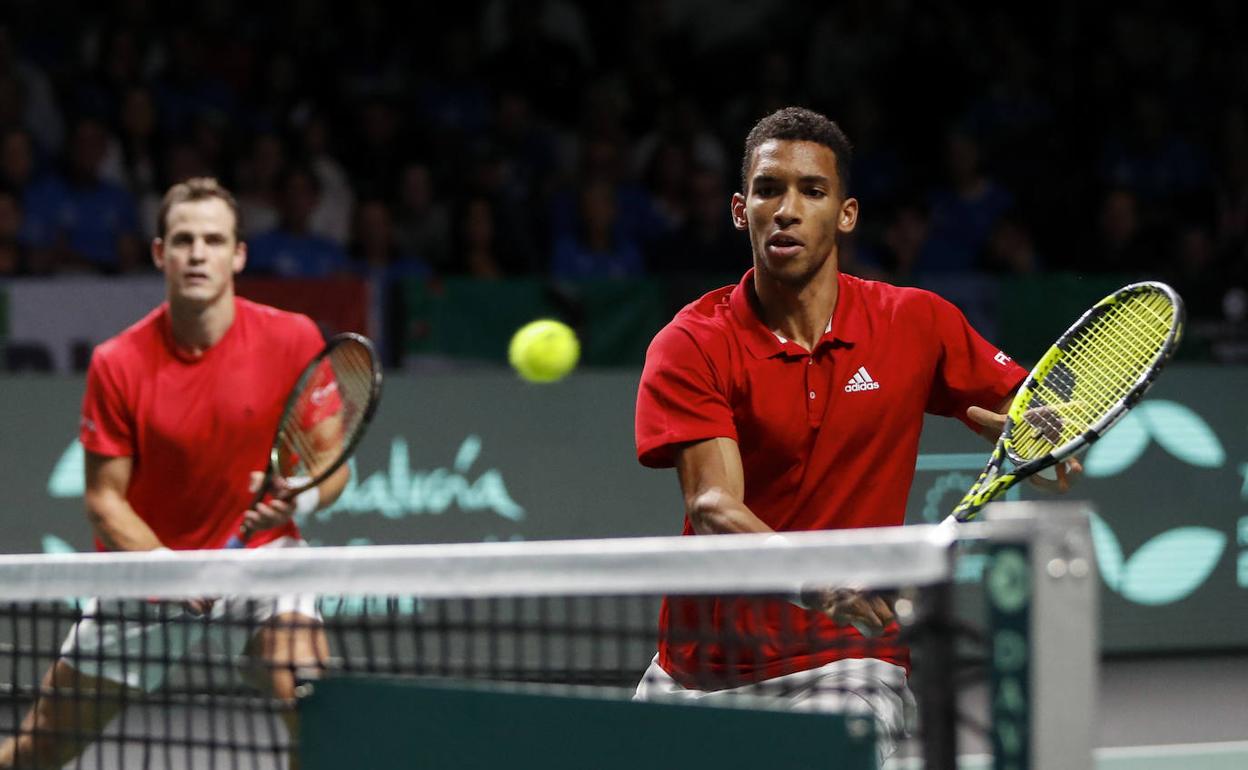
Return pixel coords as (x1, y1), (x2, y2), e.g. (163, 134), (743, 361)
(225, 333), (383, 548)
(947, 281), (1184, 524)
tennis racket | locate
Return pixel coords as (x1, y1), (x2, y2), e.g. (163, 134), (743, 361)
(947, 281), (1184, 523)
(225, 332), (383, 548)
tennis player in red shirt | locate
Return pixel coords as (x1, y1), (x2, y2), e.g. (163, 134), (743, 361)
(633, 108), (1080, 760)
(0, 178), (348, 770)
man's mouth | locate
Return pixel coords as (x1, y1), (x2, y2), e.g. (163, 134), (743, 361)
(766, 233), (804, 257)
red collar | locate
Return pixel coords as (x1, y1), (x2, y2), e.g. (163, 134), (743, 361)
(728, 269), (866, 358)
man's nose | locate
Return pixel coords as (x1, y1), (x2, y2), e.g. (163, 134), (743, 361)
(774, 190), (801, 226)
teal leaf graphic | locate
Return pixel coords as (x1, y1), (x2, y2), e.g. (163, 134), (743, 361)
(41, 534), (78, 554)
(1084, 412), (1148, 478)
(1119, 527), (1226, 605)
(1138, 401), (1224, 469)
(1087, 512), (1124, 590)
(47, 440), (85, 497)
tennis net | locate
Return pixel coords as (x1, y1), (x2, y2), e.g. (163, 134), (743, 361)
(0, 503), (1096, 770)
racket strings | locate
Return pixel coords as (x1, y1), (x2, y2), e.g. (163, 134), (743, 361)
(276, 342), (378, 481)
(1010, 291), (1175, 460)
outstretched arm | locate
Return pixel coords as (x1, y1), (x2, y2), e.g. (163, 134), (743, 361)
(674, 437), (895, 636)
(674, 437), (770, 535)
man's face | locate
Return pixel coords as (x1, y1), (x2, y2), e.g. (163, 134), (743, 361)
(153, 198), (244, 307)
(732, 139), (857, 286)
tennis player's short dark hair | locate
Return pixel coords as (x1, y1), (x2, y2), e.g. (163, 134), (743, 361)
(157, 177), (242, 240)
(741, 107), (853, 196)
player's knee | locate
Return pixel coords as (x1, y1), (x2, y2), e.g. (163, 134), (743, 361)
(1, 733), (66, 769)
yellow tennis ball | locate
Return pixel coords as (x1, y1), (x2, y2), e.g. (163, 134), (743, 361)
(508, 319), (580, 383)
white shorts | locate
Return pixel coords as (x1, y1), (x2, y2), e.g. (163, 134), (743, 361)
(634, 654), (917, 763)
(59, 537), (321, 692)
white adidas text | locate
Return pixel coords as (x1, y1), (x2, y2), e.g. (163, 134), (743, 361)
(844, 366), (881, 393)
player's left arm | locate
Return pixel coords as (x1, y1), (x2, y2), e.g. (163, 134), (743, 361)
(922, 295), (1080, 493)
(244, 415), (353, 533)
(966, 393), (1083, 493)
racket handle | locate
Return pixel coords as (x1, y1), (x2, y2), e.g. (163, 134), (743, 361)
(224, 533), (246, 549)
(850, 619), (881, 639)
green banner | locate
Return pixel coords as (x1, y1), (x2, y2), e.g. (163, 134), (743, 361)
(300, 678), (876, 770)
(6, 366), (1248, 654)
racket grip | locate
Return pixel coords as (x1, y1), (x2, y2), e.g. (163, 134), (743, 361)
(850, 619), (882, 639)
(224, 534), (246, 549)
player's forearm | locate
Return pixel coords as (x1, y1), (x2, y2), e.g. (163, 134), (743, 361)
(315, 463), (351, 509)
(85, 497), (163, 552)
(686, 488), (773, 535)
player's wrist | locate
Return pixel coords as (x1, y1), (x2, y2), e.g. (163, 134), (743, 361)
(293, 486), (321, 517)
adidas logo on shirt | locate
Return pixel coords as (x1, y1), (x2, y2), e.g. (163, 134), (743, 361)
(844, 366), (881, 393)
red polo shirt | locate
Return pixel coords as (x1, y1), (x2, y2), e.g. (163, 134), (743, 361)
(80, 299), (324, 551)
(636, 269), (1026, 688)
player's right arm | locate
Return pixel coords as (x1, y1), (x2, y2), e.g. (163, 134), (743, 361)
(83, 451), (163, 552)
(674, 437), (896, 635)
(86, 451), (214, 615)
(674, 437), (771, 535)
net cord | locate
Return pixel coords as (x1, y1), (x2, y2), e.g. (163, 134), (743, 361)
(0, 526), (959, 602)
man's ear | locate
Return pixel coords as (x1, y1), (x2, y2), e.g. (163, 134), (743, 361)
(731, 192), (748, 231)
(151, 238), (164, 271)
(838, 197), (859, 235)
(233, 242), (246, 274)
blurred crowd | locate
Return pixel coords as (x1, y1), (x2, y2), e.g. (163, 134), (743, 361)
(1, 0), (1246, 323)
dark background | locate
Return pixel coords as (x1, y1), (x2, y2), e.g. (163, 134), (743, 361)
(0, 0), (1245, 362)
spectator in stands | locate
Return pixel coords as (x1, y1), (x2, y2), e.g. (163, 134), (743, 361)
(985, 215), (1041, 274)
(349, 197), (429, 281)
(483, 0), (591, 127)
(492, 89), (559, 204)
(115, 85), (163, 239)
(394, 161), (452, 274)
(300, 112), (354, 247)
(854, 200), (931, 282)
(0, 25), (64, 154)
(0, 186), (24, 274)
(455, 195), (505, 279)
(549, 132), (659, 271)
(0, 127), (35, 192)
(21, 116), (142, 273)
(921, 129), (1014, 272)
(843, 95), (902, 213)
(350, 98), (405, 197)
(649, 166), (745, 275)
(1100, 92), (1210, 205)
(639, 138), (693, 237)
(235, 132), (286, 238)
(1097, 188), (1157, 273)
(247, 165), (350, 278)
(551, 179), (645, 280)
(150, 24), (237, 134)
(1215, 107), (1248, 253)
(1165, 224), (1226, 322)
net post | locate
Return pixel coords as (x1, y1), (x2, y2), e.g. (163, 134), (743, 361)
(914, 571), (958, 770)
(985, 501), (1097, 770)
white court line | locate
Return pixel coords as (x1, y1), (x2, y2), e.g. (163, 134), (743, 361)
(887, 741), (1248, 769)
(1096, 740), (1248, 758)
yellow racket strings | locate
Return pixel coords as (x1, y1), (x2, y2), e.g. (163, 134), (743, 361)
(1010, 290), (1175, 460)
(278, 342), (376, 480)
